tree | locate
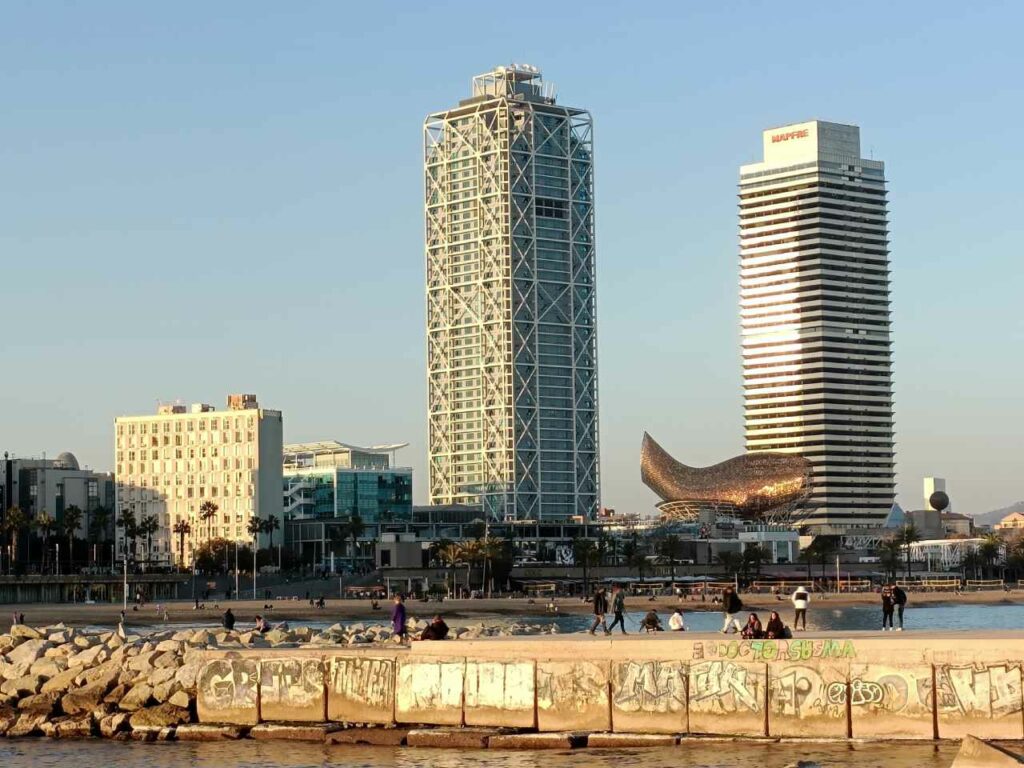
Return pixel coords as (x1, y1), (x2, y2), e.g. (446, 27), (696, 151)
(2, 507), (29, 571)
(572, 537), (599, 594)
(88, 505), (112, 563)
(139, 514), (159, 567)
(478, 535), (505, 596)
(199, 501), (219, 546)
(742, 543), (771, 578)
(658, 534), (682, 585)
(35, 511), (55, 573)
(117, 507), (138, 563)
(436, 541), (463, 598)
(623, 535), (647, 583)
(61, 505), (84, 573)
(878, 539), (904, 581)
(716, 551), (744, 579)
(263, 514), (280, 549)
(978, 534), (1003, 579)
(896, 524), (922, 581)
(172, 519), (192, 569)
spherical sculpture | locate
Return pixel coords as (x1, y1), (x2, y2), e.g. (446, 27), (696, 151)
(929, 491), (950, 512)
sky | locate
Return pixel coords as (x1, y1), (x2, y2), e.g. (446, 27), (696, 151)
(2, 1), (1022, 517)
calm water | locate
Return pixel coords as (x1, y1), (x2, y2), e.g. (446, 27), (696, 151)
(0, 738), (963, 768)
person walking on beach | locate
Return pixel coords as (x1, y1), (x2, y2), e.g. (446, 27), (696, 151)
(893, 583), (907, 631)
(881, 583), (896, 630)
(720, 586), (743, 634)
(392, 594), (408, 644)
(589, 586), (609, 635)
(791, 585), (810, 631)
(607, 584), (628, 634)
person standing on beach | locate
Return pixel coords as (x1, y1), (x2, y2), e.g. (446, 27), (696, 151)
(589, 586), (609, 635)
(607, 584), (628, 634)
(892, 583), (907, 631)
(392, 594), (408, 644)
(791, 585), (810, 631)
(720, 586), (743, 634)
(881, 583), (895, 630)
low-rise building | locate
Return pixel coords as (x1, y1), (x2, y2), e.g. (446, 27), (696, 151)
(995, 512), (1024, 531)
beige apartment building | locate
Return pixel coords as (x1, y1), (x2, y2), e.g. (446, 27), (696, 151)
(113, 394), (283, 567)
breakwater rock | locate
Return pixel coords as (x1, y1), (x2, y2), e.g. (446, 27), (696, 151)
(0, 619), (557, 739)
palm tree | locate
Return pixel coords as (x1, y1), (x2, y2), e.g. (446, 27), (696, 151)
(878, 539), (904, 581)
(264, 514), (280, 551)
(35, 511), (55, 573)
(978, 534), (1003, 580)
(247, 517), (263, 585)
(658, 534), (682, 586)
(716, 551), (744, 579)
(436, 541), (464, 598)
(896, 523), (922, 581)
(2, 507), (29, 571)
(172, 519), (192, 569)
(61, 505), (84, 573)
(117, 507), (138, 563)
(572, 537), (599, 594)
(478, 536), (504, 596)
(88, 504), (112, 564)
(742, 543), (771, 579)
(199, 501), (219, 546)
(139, 514), (159, 567)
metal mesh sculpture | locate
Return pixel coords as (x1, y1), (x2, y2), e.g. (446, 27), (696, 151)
(640, 432), (813, 525)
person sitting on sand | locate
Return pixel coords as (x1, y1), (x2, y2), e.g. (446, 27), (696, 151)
(741, 612), (763, 639)
(419, 615), (449, 641)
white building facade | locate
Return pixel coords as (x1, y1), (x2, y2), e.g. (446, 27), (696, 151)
(740, 121), (895, 534)
(113, 394), (283, 566)
(424, 65), (599, 521)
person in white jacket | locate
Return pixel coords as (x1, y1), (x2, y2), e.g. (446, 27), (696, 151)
(668, 608), (686, 631)
(791, 586), (810, 631)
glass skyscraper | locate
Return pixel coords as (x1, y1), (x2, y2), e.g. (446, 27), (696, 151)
(424, 65), (599, 521)
(739, 121), (895, 533)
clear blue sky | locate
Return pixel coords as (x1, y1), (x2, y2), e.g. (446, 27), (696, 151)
(2, 1), (1022, 516)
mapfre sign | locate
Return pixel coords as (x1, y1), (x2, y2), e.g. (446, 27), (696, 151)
(772, 129), (810, 143)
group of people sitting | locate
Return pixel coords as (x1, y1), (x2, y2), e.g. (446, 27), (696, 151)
(739, 610), (790, 639)
(639, 607), (687, 632)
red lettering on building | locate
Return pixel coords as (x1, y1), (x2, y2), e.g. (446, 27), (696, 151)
(771, 129), (810, 143)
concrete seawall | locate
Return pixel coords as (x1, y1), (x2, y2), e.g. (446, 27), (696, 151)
(196, 632), (1024, 740)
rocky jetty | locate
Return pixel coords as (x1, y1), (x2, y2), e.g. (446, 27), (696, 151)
(0, 618), (558, 739)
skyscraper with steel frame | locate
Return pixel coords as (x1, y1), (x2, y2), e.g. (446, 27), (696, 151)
(739, 120), (895, 534)
(424, 65), (599, 521)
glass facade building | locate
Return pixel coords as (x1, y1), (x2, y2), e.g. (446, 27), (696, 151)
(424, 65), (599, 521)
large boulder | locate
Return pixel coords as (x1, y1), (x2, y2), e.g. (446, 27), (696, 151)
(0, 660), (32, 682)
(10, 625), (43, 641)
(1, 675), (42, 697)
(68, 644), (106, 669)
(47, 629), (73, 644)
(127, 650), (159, 673)
(104, 683), (129, 705)
(0, 703), (16, 736)
(30, 656), (67, 679)
(175, 661), (202, 691)
(98, 711), (130, 738)
(155, 639), (182, 654)
(41, 667), (79, 694)
(45, 715), (94, 739)
(62, 682), (112, 715)
(118, 682), (154, 711)
(6, 638), (50, 666)
(7, 712), (47, 737)
(17, 690), (59, 715)
(152, 651), (180, 669)
(168, 690), (191, 709)
(153, 680), (183, 703)
(129, 703), (190, 729)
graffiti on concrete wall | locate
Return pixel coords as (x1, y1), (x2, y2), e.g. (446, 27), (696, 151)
(613, 660), (686, 714)
(331, 657), (394, 711)
(396, 660), (465, 714)
(690, 660), (762, 714)
(935, 664), (1023, 719)
(695, 638), (856, 663)
(260, 658), (324, 711)
(537, 660), (607, 714)
(198, 658), (258, 714)
(769, 665), (844, 720)
(846, 665), (932, 716)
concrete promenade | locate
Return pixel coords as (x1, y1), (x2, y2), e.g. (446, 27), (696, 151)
(196, 631), (1024, 740)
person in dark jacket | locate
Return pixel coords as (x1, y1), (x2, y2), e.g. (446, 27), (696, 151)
(765, 611), (788, 639)
(892, 584), (908, 631)
(607, 584), (628, 634)
(222, 608), (235, 630)
(740, 612), (763, 639)
(720, 586), (743, 634)
(589, 587), (610, 635)
(392, 594), (408, 643)
(881, 584), (895, 630)
(419, 615), (449, 641)
(641, 609), (664, 632)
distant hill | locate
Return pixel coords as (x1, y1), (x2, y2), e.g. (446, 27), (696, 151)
(972, 501), (1024, 527)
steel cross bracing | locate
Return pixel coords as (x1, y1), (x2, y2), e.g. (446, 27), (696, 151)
(424, 85), (598, 522)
